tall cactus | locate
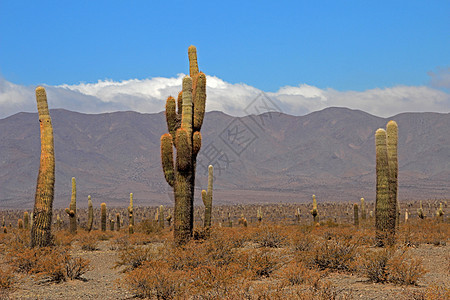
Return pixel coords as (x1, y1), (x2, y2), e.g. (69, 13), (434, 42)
(116, 213), (121, 231)
(87, 195), (93, 232)
(128, 193), (134, 234)
(353, 203), (359, 227)
(101, 203), (107, 232)
(31, 87), (55, 248)
(202, 165), (213, 228)
(375, 128), (396, 246)
(161, 45), (206, 245)
(386, 121), (399, 228)
(311, 195), (319, 224)
(360, 198), (366, 220)
(65, 177), (77, 234)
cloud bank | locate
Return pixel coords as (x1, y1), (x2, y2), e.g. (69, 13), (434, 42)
(1, 74), (449, 119)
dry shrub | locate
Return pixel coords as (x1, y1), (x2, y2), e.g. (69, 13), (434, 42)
(277, 261), (325, 288)
(358, 247), (427, 285)
(76, 232), (99, 251)
(114, 245), (157, 272)
(0, 266), (18, 299)
(123, 261), (185, 299)
(252, 225), (288, 248)
(303, 238), (359, 272)
(236, 248), (283, 279)
(65, 256), (91, 280)
(53, 230), (74, 246)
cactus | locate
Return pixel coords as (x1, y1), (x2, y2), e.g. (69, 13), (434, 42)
(386, 121), (399, 228)
(353, 203), (359, 227)
(158, 205), (165, 229)
(23, 212), (29, 230)
(110, 218), (115, 231)
(128, 224), (134, 234)
(116, 213), (121, 231)
(31, 87), (55, 248)
(202, 165), (213, 228)
(311, 195), (319, 224)
(375, 128), (396, 247)
(257, 207), (263, 223)
(436, 203), (444, 220)
(360, 198), (366, 220)
(3, 226), (6, 234)
(18, 219), (24, 229)
(30, 212), (33, 228)
(166, 209), (172, 227)
(160, 45), (206, 245)
(405, 209), (409, 223)
(65, 177), (77, 234)
(101, 203), (107, 232)
(295, 208), (301, 223)
(128, 193), (134, 228)
(87, 195), (93, 232)
(417, 200), (425, 219)
(56, 214), (61, 231)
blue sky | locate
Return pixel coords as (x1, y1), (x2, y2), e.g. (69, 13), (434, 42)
(0, 0), (449, 118)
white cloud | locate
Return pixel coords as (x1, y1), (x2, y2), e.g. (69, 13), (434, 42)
(0, 75), (449, 119)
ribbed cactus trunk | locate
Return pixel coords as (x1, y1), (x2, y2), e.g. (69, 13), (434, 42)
(375, 128), (396, 247)
(31, 87), (55, 248)
(116, 213), (121, 231)
(353, 203), (359, 227)
(87, 195), (93, 232)
(311, 195), (319, 224)
(128, 193), (134, 234)
(360, 198), (366, 220)
(202, 165), (213, 228)
(23, 212), (29, 230)
(161, 46), (206, 245)
(101, 203), (107, 232)
(386, 121), (399, 228)
(65, 177), (77, 234)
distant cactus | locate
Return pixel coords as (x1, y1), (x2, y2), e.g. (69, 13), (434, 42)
(158, 205), (165, 229)
(56, 214), (61, 231)
(227, 213), (233, 228)
(405, 209), (409, 223)
(417, 201), (425, 219)
(101, 203), (107, 232)
(110, 218), (115, 231)
(353, 203), (359, 227)
(295, 208), (300, 223)
(160, 45), (206, 245)
(23, 212), (29, 230)
(166, 209), (172, 227)
(257, 207), (263, 223)
(202, 165), (213, 229)
(87, 195), (93, 232)
(436, 203), (444, 220)
(31, 86), (55, 248)
(360, 198), (366, 220)
(128, 224), (134, 234)
(375, 128), (396, 247)
(311, 195), (319, 224)
(116, 213), (121, 231)
(128, 193), (134, 227)
(18, 219), (24, 229)
(65, 177), (77, 234)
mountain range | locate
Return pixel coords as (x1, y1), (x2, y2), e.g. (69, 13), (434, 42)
(0, 107), (449, 209)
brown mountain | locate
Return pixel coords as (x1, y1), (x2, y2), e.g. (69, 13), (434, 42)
(0, 108), (448, 209)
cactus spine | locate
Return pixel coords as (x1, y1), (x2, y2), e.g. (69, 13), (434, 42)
(311, 195), (319, 224)
(202, 165), (213, 228)
(160, 45), (206, 245)
(375, 128), (396, 246)
(128, 193), (134, 234)
(65, 177), (77, 234)
(87, 195), (93, 232)
(31, 87), (55, 248)
(101, 203), (107, 232)
(353, 203), (359, 227)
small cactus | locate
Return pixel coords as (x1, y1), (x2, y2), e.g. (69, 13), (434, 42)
(101, 203), (107, 232)
(257, 207), (263, 223)
(18, 219), (24, 229)
(87, 195), (93, 232)
(202, 165), (213, 229)
(295, 208), (300, 223)
(436, 203), (444, 220)
(128, 193), (134, 228)
(311, 195), (319, 224)
(110, 218), (115, 231)
(166, 209), (172, 227)
(360, 198), (366, 220)
(353, 203), (359, 227)
(417, 201), (425, 219)
(116, 213), (121, 231)
(23, 212), (29, 230)
(405, 209), (409, 223)
(65, 177), (77, 234)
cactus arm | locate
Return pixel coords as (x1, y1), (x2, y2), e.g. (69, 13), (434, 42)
(193, 132), (202, 157)
(188, 45), (199, 77)
(165, 96), (180, 138)
(31, 86), (55, 247)
(161, 134), (175, 187)
(193, 73), (206, 131)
